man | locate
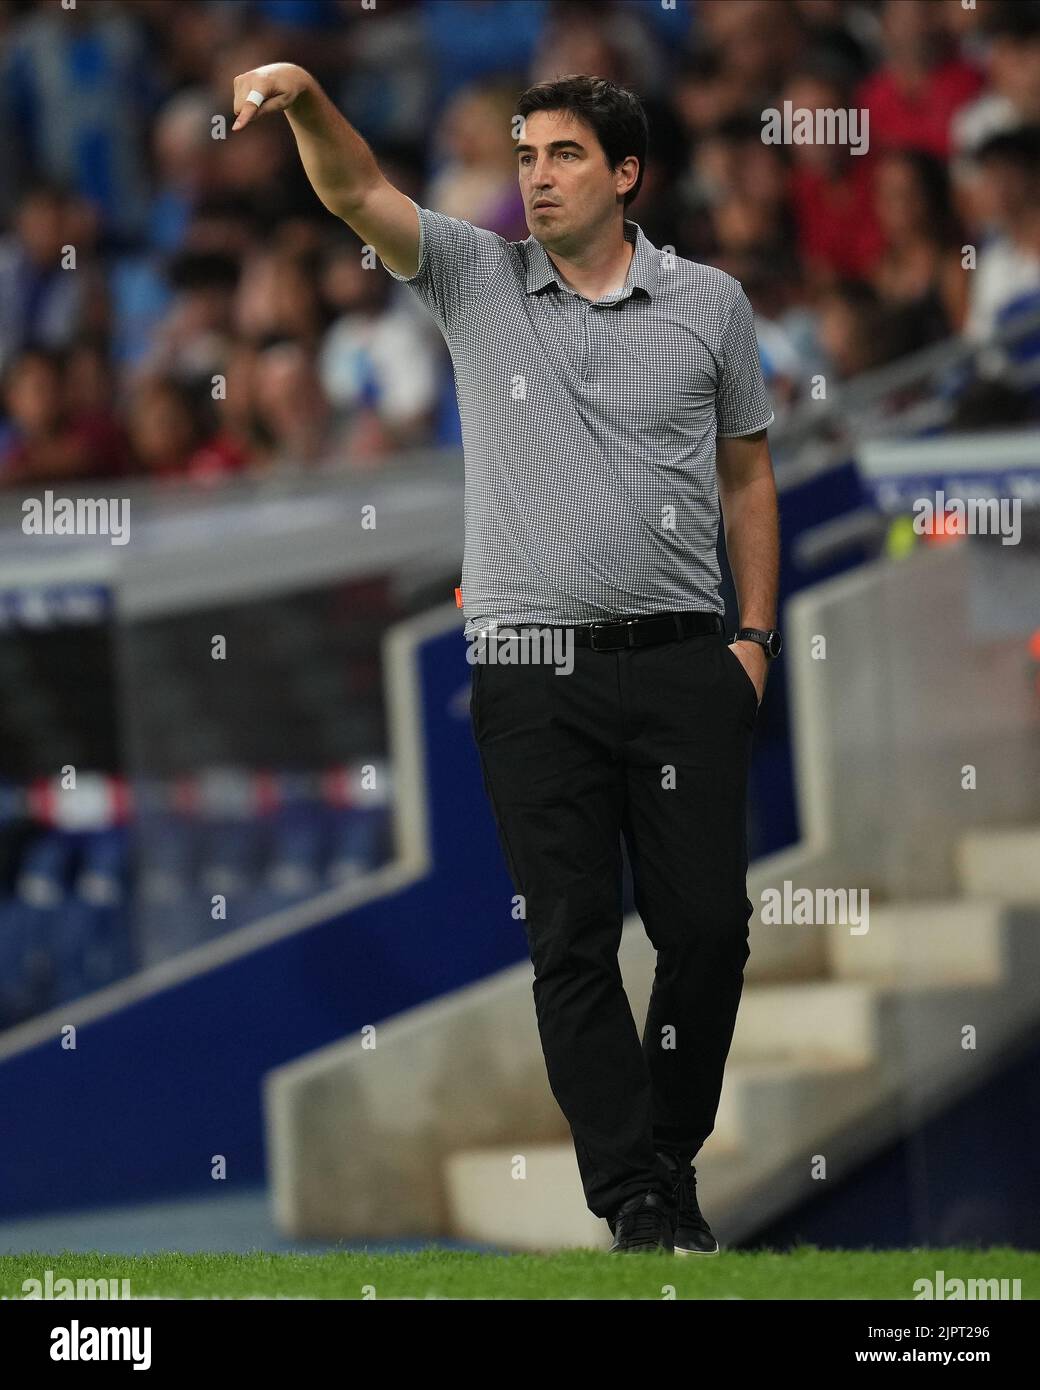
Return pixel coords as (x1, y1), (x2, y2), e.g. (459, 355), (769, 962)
(232, 66), (781, 1255)
(963, 126), (1040, 344)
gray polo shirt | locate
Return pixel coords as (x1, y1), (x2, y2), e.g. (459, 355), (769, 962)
(381, 199), (774, 638)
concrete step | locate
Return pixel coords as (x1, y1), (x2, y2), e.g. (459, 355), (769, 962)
(444, 1144), (606, 1252)
(444, 917), (1040, 1256)
(728, 980), (879, 1064)
(443, 1053), (887, 1250)
(825, 900), (1009, 984)
(443, 1139), (748, 1253)
(732, 967), (1040, 1109)
(444, 950), (1040, 1251)
(444, 1132), (869, 1252)
(714, 1054), (887, 1157)
(956, 826), (1040, 901)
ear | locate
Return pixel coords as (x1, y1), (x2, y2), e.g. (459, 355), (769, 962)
(616, 155), (640, 201)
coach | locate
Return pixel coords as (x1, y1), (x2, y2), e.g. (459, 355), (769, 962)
(233, 66), (781, 1255)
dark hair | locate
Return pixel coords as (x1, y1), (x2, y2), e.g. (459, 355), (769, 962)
(165, 249), (240, 293)
(515, 75), (649, 208)
(974, 125), (1040, 175)
(982, 0), (1040, 42)
(18, 177), (72, 206)
(2, 344), (66, 393)
(709, 113), (772, 145)
(786, 58), (853, 106)
(133, 374), (208, 444)
(676, 49), (724, 84)
(881, 148), (961, 243)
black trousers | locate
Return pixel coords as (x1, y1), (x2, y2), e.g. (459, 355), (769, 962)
(469, 626), (757, 1220)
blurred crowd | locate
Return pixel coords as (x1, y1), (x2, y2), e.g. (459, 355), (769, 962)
(1, 0), (1039, 488)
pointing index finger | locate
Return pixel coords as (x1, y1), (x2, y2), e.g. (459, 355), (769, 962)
(232, 85), (266, 132)
(232, 100), (258, 132)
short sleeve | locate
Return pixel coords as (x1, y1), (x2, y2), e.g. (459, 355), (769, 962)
(380, 198), (508, 332)
(715, 284), (775, 437)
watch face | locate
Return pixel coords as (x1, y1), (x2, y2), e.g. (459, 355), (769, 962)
(766, 631), (783, 658)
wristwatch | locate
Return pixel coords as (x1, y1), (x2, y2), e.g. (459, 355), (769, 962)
(734, 626), (783, 658)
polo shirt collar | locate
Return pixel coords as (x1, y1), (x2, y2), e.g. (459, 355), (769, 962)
(525, 218), (659, 300)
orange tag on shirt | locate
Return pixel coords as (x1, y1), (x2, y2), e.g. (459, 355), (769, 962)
(454, 586), (463, 608)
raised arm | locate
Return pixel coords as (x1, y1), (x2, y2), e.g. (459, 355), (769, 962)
(231, 63), (420, 277)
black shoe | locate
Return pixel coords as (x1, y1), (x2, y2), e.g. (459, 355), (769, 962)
(658, 1151), (719, 1256)
(607, 1190), (675, 1253)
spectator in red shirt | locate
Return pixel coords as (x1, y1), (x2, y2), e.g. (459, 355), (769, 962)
(64, 338), (132, 478)
(0, 347), (119, 484)
(784, 68), (886, 282)
(856, 0), (984, 159)
(126, 375), (250, 484)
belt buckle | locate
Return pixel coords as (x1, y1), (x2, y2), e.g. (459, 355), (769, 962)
(589, 616), (637, 652)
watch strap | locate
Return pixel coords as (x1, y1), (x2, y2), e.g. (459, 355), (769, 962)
(735, 626), (783, 658)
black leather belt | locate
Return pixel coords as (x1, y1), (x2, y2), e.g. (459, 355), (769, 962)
(533, 611), (725, 652)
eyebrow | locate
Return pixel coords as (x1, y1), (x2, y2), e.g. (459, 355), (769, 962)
(514, 139), (586, 156)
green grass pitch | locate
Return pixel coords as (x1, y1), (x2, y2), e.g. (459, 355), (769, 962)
(1, 1246), (1035, 1299)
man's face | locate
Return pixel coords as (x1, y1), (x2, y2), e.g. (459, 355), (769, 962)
(978, 157), (1032, 223)
(515, 109), (636, 246)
